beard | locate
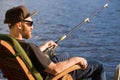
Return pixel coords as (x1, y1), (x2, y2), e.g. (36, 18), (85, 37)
(20, 23), (32, 39)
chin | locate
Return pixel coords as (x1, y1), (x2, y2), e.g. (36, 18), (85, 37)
(23, 35), (32, 39)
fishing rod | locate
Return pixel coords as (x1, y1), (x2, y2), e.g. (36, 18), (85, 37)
(44, 3), (109, 57)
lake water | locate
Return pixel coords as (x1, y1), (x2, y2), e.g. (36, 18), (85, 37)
(0, 0), (120, 80)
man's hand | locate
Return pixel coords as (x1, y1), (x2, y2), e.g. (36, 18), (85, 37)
(39, 40), (58, 52)
(79, 58), (88, 70)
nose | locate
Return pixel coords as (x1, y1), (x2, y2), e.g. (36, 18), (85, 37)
(30, 25), (34, 30)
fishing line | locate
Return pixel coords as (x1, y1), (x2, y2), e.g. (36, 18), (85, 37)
(44, 2), (110, 57)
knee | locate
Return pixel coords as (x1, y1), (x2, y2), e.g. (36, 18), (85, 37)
(88, 60), (104, 72)
(94, 61), (104, 75)
(95, 61), (104, 71)
(92, 60), (103, 68)
(93, 61), (104, 72)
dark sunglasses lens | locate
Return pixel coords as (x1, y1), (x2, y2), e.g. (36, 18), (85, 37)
(24, 20), (33, 26)
(29, 22), (33, 26)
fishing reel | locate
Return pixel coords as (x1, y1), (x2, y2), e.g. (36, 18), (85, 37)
(43, 46), (56, 58)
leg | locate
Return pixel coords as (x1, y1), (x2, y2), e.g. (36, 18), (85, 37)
(114, 64), (120, 80)
(51, 53), (71, 62)
(70, 60), (106, 80)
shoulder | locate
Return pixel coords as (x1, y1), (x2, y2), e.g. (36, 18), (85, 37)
(18, 40), (38, 48)
(17, 40), (41, 53)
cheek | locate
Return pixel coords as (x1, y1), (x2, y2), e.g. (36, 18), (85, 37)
(22, 24), (30, 32)
(21, 25), (32, 39)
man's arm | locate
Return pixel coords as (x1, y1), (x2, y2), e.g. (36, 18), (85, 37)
(39, 40), (88, 75)
(45, 57), (88, 75)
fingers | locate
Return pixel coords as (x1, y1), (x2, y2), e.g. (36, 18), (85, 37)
(39, 40), (58, 52)
(81, 63), (88, 70)
(79, 58), (88, 70)
(47, 40), (58, 48)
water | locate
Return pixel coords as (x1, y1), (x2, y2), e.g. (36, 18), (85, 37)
(0, 0), (120, 80)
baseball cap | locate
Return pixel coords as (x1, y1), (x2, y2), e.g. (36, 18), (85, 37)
(4, 5), (37, 24)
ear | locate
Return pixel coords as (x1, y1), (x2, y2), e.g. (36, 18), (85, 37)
(16, 22), (22, 29)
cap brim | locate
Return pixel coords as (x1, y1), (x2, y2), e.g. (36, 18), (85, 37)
(24, 11), (38, 21)
(25, 11), (38, 19)
(29, 11), (38, 17)
(24, 17), (33, 21)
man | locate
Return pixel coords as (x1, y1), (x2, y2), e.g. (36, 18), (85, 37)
(4, 5), (106, 80)
(114, 64), (120, 80)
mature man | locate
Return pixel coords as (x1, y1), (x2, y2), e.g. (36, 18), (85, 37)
(4, 5), (106, 80)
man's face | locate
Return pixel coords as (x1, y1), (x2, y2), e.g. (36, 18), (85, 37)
(20, 17), (33, 39)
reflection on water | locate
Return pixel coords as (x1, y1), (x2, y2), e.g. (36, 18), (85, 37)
(0, 0), (120, 80)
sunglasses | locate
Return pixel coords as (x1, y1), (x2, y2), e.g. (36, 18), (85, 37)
(23, 20), (33, 27)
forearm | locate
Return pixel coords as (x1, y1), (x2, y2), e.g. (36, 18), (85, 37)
(45, 57), (82, 75)
(55, 57), (81, 74)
